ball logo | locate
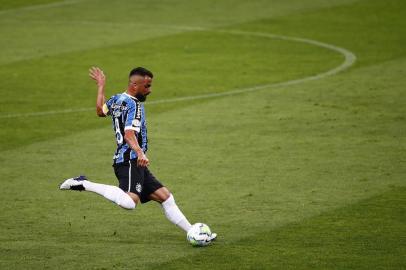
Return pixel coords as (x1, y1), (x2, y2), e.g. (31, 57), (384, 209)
(136, 183), (142, 193)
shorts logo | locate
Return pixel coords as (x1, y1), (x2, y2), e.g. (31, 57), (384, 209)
(136, 183), (142, 193)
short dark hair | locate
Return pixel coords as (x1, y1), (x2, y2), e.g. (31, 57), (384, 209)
(129, 67), (153, 78)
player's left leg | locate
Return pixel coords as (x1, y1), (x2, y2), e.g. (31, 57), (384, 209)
(143, 168), (217, 241)
(59, 176), (136, 210)
(149, 187), (192, 232)
(141, 168), (192, 232)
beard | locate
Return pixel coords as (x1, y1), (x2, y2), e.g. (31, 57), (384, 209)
(136, 93), (147, 102)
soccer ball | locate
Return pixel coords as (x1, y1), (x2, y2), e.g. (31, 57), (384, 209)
(187, 223), (212, 246)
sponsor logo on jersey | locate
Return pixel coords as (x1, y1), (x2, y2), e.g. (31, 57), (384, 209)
(136, 183), (142, 193)
(111, 103), (128, 111)
(136, 102), (142, 119)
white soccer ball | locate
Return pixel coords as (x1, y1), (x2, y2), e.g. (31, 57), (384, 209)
(187, 223), (212, 247)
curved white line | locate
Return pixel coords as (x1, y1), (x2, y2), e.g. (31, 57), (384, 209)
(0, 30), (356, 119)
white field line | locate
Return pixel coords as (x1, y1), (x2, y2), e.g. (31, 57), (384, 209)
(0, 0), (83, 16)
(0, 29), (356, 119)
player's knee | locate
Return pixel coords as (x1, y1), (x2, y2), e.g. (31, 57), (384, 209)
(118, 193), (137, 210)
(157, 187), (171, 202)
(162, 193), (175, 207)
(162, 188), (171, 200)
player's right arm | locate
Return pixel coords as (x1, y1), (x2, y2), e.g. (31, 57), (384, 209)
(89, 66), (107, 117)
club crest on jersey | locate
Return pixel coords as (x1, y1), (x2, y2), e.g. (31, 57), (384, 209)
(136, 183), (142, 193)
(132, 119), (141, 128)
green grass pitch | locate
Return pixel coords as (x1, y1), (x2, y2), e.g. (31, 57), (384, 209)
(0, 0), (405, 269)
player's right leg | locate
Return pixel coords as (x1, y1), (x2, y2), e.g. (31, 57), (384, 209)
(59, 175), (137, 210)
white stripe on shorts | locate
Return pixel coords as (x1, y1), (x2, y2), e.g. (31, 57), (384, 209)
(128, 161), (132, 192)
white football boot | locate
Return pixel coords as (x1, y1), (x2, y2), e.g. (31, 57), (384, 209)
(59, 175), (87, 191)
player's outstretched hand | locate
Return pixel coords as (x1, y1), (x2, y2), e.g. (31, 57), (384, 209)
(137, 152), (150, 167)
(89, 66), (106, 87)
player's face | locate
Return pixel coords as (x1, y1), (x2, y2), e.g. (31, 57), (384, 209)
(141, 76), (152, 96)
(130, 75), (153, 101)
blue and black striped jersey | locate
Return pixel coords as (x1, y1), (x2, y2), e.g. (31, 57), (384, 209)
(104, 92), (148, 164)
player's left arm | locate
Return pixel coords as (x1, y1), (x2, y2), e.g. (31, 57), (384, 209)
(89, 66), (107, 117)
(124, 102), (149, 167)
(124, 130), (149, 167)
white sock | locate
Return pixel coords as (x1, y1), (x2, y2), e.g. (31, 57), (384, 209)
(82, 180), (136, 210)
(161, 194), (192, 232)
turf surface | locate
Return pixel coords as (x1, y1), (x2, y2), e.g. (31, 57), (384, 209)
(0, 0), (405, 269)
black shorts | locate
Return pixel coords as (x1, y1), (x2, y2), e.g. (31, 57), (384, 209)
(113, 160), (164, 204)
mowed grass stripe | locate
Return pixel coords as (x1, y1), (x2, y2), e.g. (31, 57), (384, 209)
(0, 19), (189, 65)
(0, 0), (65, 12)
(0, 29), (356, 120)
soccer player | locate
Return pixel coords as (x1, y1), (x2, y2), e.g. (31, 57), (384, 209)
(60, 66), (216, 242)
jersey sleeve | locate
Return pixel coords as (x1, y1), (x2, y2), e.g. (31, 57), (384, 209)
(124, 100), (141, 133)
(103, 95), (115, 116)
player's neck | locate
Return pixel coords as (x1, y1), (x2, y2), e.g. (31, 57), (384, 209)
(124, 89), (140, 101)
(126, 88), (137, 98)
